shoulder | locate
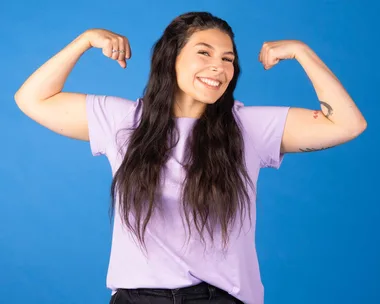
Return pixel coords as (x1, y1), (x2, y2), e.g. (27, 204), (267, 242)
(86, 94), (141, 113)
(233, 100), (290, 128)
(86, 94), (143, 156)
(233, 100), (290, 169)
(86, 94), (143, 126)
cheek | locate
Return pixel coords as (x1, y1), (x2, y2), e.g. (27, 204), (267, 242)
(187, 57), (206, 79)
(226, 65), (235, 82)
(177, 59), (203, 90)
(176, 69), (194, 93)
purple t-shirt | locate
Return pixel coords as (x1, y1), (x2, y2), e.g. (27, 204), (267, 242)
(86, 94), (289, 304)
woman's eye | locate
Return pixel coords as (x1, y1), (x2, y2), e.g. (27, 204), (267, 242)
(198, 51), (233, 63)
(198, 50), (210, 56)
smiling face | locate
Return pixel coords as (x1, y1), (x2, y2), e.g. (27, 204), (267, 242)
(174, 28), (235, 117)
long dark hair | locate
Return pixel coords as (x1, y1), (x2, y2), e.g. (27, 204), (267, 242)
(111, 12), (254, 254)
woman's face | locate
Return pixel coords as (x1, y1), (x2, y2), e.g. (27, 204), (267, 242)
(175, 28), (235, 109)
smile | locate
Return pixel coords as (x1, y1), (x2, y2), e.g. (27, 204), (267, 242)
(197, 77), (221, 89)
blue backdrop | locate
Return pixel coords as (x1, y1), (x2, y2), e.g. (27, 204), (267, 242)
(1, 1), (379, 303)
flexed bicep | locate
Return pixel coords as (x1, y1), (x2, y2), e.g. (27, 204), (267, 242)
(280, 107), (358, 153)
(17, 92), (89, 141)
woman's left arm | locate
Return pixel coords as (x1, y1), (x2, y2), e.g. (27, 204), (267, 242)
(259, 40), (367, 153)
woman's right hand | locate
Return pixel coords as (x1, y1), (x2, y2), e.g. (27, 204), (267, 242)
(83, 29), (131, 68)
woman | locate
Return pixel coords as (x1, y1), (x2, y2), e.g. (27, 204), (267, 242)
(14, 11), (366, 304)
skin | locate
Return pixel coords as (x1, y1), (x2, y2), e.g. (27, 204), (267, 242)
(174, 29), (235, 118)
(14, 28), (367, 153)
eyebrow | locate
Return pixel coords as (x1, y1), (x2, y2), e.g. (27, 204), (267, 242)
(194, 42), (235, 56)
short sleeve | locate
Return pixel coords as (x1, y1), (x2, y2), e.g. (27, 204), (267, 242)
(236, 104), (290, 169)
(86, 94), (137, 156)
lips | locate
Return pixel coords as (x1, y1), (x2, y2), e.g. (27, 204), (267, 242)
(197, 77), (222, 89)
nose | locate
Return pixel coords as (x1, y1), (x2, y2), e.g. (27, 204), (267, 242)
(209, 62), (224, 73)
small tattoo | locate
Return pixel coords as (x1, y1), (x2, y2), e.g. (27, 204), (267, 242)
(313, 110), (319, 119)
(299, 146), (332, 152)
(319, 101), (333, 118)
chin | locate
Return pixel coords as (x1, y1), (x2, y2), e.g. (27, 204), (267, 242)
(199, 98), (219, 105)
(195, 94), (223, 105)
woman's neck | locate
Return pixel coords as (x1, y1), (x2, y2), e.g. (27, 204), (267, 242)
(173, 93), (206, 118)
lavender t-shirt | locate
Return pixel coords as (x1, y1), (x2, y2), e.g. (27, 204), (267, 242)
(86, 94), (289, 304)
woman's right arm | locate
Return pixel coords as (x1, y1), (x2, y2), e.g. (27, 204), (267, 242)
(14, 29), (131, 141)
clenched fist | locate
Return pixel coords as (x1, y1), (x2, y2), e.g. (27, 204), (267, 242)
(83, 29), (131, 68)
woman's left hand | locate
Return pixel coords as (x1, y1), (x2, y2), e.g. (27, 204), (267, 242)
(258, 40), (307, 70)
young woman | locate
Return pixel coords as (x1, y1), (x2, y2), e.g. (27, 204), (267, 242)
(14, 11), (366, 304)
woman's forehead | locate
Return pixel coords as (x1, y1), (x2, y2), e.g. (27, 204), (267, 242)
(187, 29), (233, 50)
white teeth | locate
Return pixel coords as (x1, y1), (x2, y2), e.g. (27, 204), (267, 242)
(199, 77), (220, 87)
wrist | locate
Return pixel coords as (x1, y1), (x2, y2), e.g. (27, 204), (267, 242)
(74, 31), (93, 50)
(294, 42), (312, 61)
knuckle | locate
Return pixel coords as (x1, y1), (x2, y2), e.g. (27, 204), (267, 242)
(102, 50), (111, 57)
(104, 38), (112, 46)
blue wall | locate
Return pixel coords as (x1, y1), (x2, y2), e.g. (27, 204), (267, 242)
(1, 0), (379, 303)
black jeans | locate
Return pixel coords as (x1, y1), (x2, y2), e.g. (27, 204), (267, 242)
(109, 281), (244, 303)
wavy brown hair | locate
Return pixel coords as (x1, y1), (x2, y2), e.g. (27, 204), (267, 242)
(111, 12), (255, 254)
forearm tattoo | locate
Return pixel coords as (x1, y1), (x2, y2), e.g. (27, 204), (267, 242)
(300, 101), (335, 152)
(319, 101), (333, 118)
(299, 146), (332, 152)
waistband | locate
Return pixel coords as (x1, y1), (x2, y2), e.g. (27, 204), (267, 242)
(117, 281), (243, 302)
